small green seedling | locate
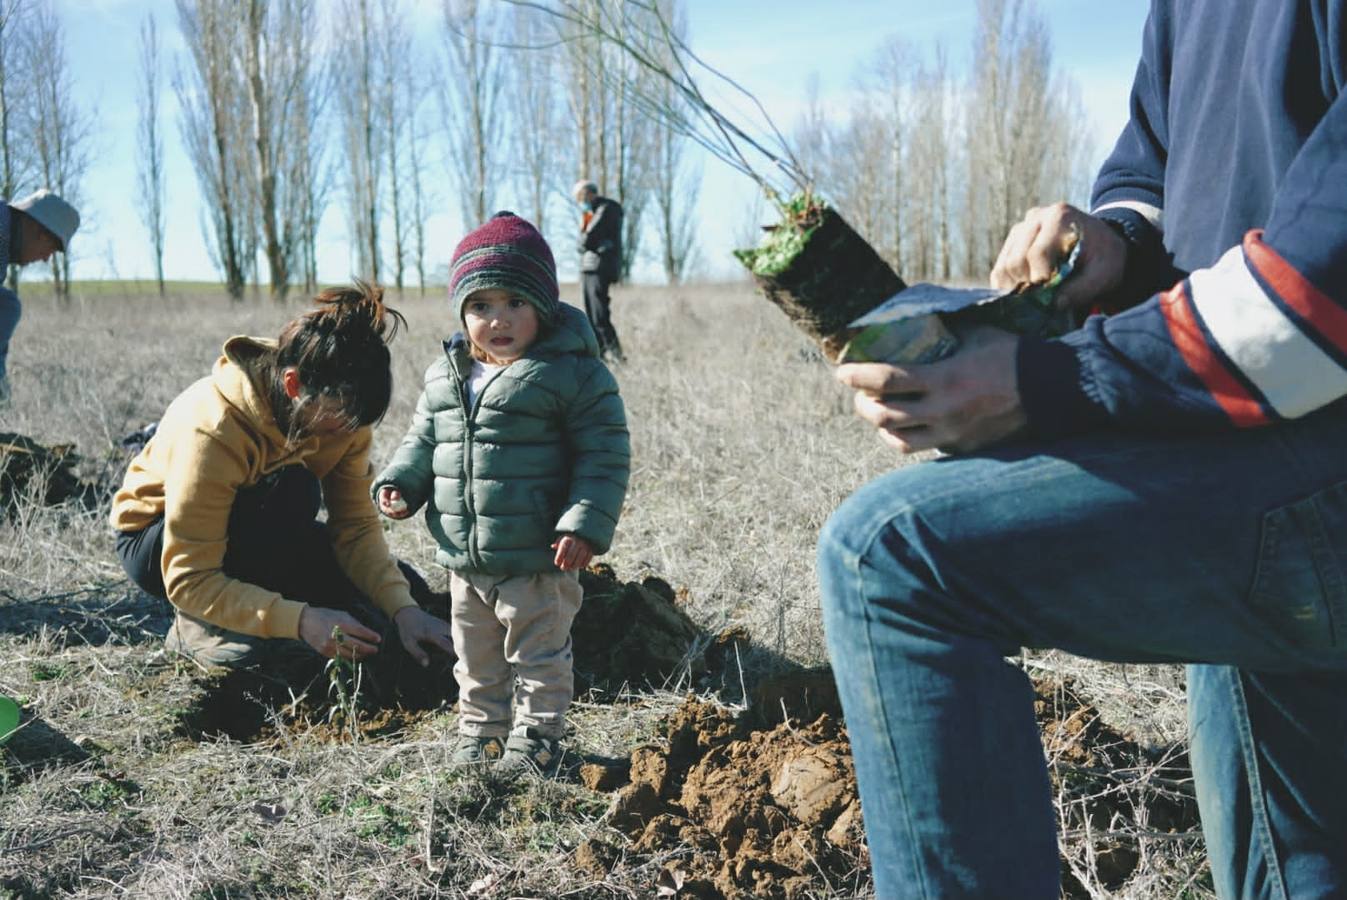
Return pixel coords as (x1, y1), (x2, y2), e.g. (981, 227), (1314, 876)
(325, 625), (364, 742)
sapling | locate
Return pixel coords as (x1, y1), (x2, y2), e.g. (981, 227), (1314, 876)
(505, 0), (1080, 362)
(326, 625), (365, 742)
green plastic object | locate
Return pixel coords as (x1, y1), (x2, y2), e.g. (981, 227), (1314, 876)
(0, 694), (19, 745)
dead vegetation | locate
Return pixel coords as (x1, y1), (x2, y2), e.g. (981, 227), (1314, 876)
(1, 283), (1211, 897)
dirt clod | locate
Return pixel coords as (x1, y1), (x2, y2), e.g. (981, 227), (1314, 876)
(572, 838), (619, 877)
(628, 745), (672, 796)
(573, 566), (705, 694)
(578, 761), (629, 793)
(607, 781), (666, 835)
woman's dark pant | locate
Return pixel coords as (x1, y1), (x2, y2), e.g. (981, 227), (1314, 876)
(117, 466), (443, 696)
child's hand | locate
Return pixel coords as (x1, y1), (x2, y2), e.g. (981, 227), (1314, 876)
(377, 485), (411, 519)
(552, 534), (595, 571)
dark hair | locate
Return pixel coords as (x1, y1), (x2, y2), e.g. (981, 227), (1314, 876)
(275, 281), (406, 432)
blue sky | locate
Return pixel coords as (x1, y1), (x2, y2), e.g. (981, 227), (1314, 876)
(47, 0), (1150, 285)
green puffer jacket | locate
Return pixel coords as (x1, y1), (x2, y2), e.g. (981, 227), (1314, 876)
(375, 303), (630, 575)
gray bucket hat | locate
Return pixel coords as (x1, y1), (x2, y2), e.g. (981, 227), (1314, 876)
(9, 189), (80, 251)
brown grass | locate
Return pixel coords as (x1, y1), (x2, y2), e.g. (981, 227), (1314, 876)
(0, 281), (1208, 897)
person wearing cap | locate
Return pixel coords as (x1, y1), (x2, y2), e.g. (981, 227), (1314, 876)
(572, 180), (625, 363)
(0, 189), (80, 403)
(373, 211), (630, 775)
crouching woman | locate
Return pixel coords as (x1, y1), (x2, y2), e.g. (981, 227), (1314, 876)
(110, 282), (452, 674)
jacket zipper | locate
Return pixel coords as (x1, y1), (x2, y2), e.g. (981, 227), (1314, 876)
(459, 364), (509, 570)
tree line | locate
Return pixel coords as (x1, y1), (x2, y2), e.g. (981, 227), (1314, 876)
(1, 0), (1093, 300)
(165, 0), (707, 300)
(794, 0), (1097, 284)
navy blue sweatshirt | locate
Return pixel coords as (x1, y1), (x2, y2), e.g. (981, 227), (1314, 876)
(1020, 0), (1347, 434)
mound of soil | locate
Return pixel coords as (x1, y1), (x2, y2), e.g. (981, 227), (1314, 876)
(0, 432), (94, 512)
(573, 565), (705, 694)
(587, 674), (1199, 899)
(594, 699), (864, 899)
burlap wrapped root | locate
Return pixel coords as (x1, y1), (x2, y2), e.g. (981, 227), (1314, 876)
(734, 197), (1081, 364)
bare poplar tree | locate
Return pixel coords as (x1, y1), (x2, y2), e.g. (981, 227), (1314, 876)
(24, 0), (93, 300)
(337, 0), (383, 280)
(1, 0), (31, 291)
(403, 72), (433, 295)
(867, 38), (917, 276)
(137, 13), (167, 295)
(789, 75), (832, 194)
(651, 110), (698, 283)
(289, 30), (330, 293)
(378, 0), (410, 292)
(963, 0), (1056, 275)
(830, 107), (889, 260)
(507, 3), (562, 234)
(441, 0), (504, 228)
(176, 0), (252, 299)
(605, 4), (659, 280)
(648, 2), (697, 283)
(910, 47), (955, 281)
(242, 0), (322, 300)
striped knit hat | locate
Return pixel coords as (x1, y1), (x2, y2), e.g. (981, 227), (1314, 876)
(448, 212), (559, 325)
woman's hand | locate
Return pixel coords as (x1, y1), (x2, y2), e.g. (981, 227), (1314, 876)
(377, 485), (411, 519)
(552, 534), (595, 572)
(393, 606), (454, 667)
(835, 326), (1026, 454)
(298, 606), (382, 660)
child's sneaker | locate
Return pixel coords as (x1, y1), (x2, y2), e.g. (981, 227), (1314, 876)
(451, 734), (505, 766)
(497, 727), (562, 776)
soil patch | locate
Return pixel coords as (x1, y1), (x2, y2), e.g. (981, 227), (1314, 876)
(594, 674), (1200, 899)
(600, 699), (864, 899)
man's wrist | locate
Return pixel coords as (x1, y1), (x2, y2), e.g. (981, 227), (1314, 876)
(1092, 206), (1179, 310)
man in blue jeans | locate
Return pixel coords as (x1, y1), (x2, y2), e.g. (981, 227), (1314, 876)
(0, 189), (81, 404)
(820, 2), (1347, 897)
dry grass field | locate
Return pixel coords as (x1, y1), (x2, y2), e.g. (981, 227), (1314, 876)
(1, 281), (1211, 898)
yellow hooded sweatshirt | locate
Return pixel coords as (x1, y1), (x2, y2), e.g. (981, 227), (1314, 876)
(110, 336), (416, 639)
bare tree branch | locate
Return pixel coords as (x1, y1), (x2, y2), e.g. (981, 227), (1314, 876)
(176, 0), (252, 299)
(137, 12), (167, 295)
(24, 0), (94, 300)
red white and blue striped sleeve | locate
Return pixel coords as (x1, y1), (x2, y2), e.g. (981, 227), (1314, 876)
(1020, 88), (1347, 436)
(1157, 233), (1347, 426)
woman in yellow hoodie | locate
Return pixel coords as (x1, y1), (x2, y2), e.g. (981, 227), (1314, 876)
(111, 282), (452, 672)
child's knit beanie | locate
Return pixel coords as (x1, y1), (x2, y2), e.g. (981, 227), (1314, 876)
(447, 211), (559, 325)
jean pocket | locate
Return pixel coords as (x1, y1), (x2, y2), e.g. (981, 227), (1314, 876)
(1248, 482), (1347, 650)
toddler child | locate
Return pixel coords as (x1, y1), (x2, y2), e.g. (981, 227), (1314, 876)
(375, 212), (630, 774)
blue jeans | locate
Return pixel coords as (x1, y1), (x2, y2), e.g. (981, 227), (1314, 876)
(0, 286), (19, 383)
(819, 405), (1347, 899)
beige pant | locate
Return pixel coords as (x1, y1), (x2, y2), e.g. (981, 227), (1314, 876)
(449, 569), (583, 739)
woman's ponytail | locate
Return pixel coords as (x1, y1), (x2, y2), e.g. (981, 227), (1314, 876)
(276, 281), (407, 431)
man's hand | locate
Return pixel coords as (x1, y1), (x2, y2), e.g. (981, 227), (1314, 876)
(835, 326), (1026, 454)
(298, 606), (381, 660)
(393, 606), (454, 667)
(990, 202), (1127, 310)
(552, 534), (595, 572)
(376, 485), (411, 519)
